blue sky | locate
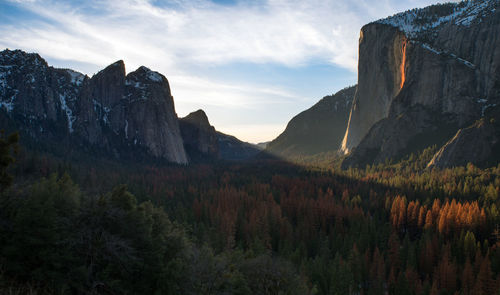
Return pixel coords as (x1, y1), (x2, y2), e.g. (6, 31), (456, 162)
(0, 0), (452, 143)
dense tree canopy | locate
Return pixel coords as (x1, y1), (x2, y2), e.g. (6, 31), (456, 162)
(1, 141), (500, 294)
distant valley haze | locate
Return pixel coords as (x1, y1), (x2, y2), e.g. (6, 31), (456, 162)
(0, 0), (455, 143)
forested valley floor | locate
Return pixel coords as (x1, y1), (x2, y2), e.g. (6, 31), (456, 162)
(1, 134), (500, 295)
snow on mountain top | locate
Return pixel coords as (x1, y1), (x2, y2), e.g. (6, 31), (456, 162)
(147, 71), (163, 82)
(135, 66), (164, 82)
(66, 69), (85, 86)
(0, 49), (47, 67)
(375, 0), (499, 38)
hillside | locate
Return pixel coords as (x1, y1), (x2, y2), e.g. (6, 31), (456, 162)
(266, 86), (355, 157)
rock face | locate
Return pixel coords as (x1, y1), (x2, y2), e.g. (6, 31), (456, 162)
(267, 86), (355, 157)
(340, 26), (407, 154)
(0, 49), (188, 164)
(342, 0), (500, 168)
(179, 109), (219, 160)
(427, 118), (499, 169)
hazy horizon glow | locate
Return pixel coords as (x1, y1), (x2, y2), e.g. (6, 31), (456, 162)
(0, 0), (453, 143)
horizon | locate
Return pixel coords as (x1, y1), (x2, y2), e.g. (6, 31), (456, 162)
(0, 0), (454, 143)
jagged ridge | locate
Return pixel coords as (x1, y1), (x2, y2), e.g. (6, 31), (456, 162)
(0, 49), (188, 164)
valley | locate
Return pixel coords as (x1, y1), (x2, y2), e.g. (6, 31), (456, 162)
(1, 0), (500, 294)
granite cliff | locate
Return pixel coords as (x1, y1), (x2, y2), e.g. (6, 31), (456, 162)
(341, 0), (500, 168)
(0, 49), (188, 163)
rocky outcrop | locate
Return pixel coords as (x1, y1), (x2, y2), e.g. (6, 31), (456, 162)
(0, 49), (188, 164)
(341, 0), (500, 168)
(179, 109), (219, 160)
(427, 119), (499, 168)
(267, 86), (355, 157)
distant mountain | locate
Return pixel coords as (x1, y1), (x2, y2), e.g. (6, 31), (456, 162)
(340, 0), (500, 168)
(256, 141), (269, 149)
(266, 86), (355, 157)
(179, 109), (262, 161)
(217, 132), (261, 161)
(179, 109), (219, 161)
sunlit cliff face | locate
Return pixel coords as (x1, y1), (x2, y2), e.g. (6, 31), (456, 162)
(400, 40), (407, 89)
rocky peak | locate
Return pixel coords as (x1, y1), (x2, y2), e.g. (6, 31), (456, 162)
(86, 60), (126, 109)
(182, 109), (211, 127)
(124, 66), (172, 105)
(0, 48), (60, 125)
(127, 66), (165, 83)
(97, 60), (125, 79)
(0, 50), (188, 164)
(179, 109), (218, 160)
(0, 49), (48, 68)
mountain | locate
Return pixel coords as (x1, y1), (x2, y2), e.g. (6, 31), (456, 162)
(179, 109), (219, 161)
(256, 141), (270, 149)
(0, 49), (262, 164)
(217, 132), (262, 161)
(178, 109), (263, 161)
(0, 49), (188, 163)
(340, 0), (500, 168)
(266, 86), (355, 157)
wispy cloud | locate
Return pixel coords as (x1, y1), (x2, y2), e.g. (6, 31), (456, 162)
(2, 0), (364, 71)
(171, 74), (304, 108)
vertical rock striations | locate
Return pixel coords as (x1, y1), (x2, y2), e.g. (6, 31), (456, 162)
(0, 49), (188, 164)
(340, 26), (407, 154)
(341, 0), (500, 168)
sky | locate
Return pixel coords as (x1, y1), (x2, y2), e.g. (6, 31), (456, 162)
(0, 0), (453, 143)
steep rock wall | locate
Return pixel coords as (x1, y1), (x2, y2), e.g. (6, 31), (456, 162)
(341, 25), (407, 154)
(342, 1), (500, 168)
(0, 49), (188, 164)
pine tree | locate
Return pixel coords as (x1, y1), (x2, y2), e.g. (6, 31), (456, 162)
(476, 253), (496, 295)
(461, 258), (474, 295)
(0, 130), (18, 191)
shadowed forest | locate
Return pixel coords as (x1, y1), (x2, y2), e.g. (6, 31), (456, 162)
(1, 133), (500, 295)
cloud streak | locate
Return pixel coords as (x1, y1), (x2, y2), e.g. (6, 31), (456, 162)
(2, 0), (363, 70)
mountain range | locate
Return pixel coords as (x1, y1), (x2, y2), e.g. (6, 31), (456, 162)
(268, 0), (500, 169)
(0, 49), (260, 164)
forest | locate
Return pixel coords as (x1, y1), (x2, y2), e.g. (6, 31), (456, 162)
(1, 132), (500, 295)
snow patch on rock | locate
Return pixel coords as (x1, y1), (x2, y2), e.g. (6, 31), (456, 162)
(376, 0), (498, 38)
(0, 95), (15, 112)
(59, 93), (75, 133)
(147, 71), (163, 82)
(66, 69), (84, 86)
